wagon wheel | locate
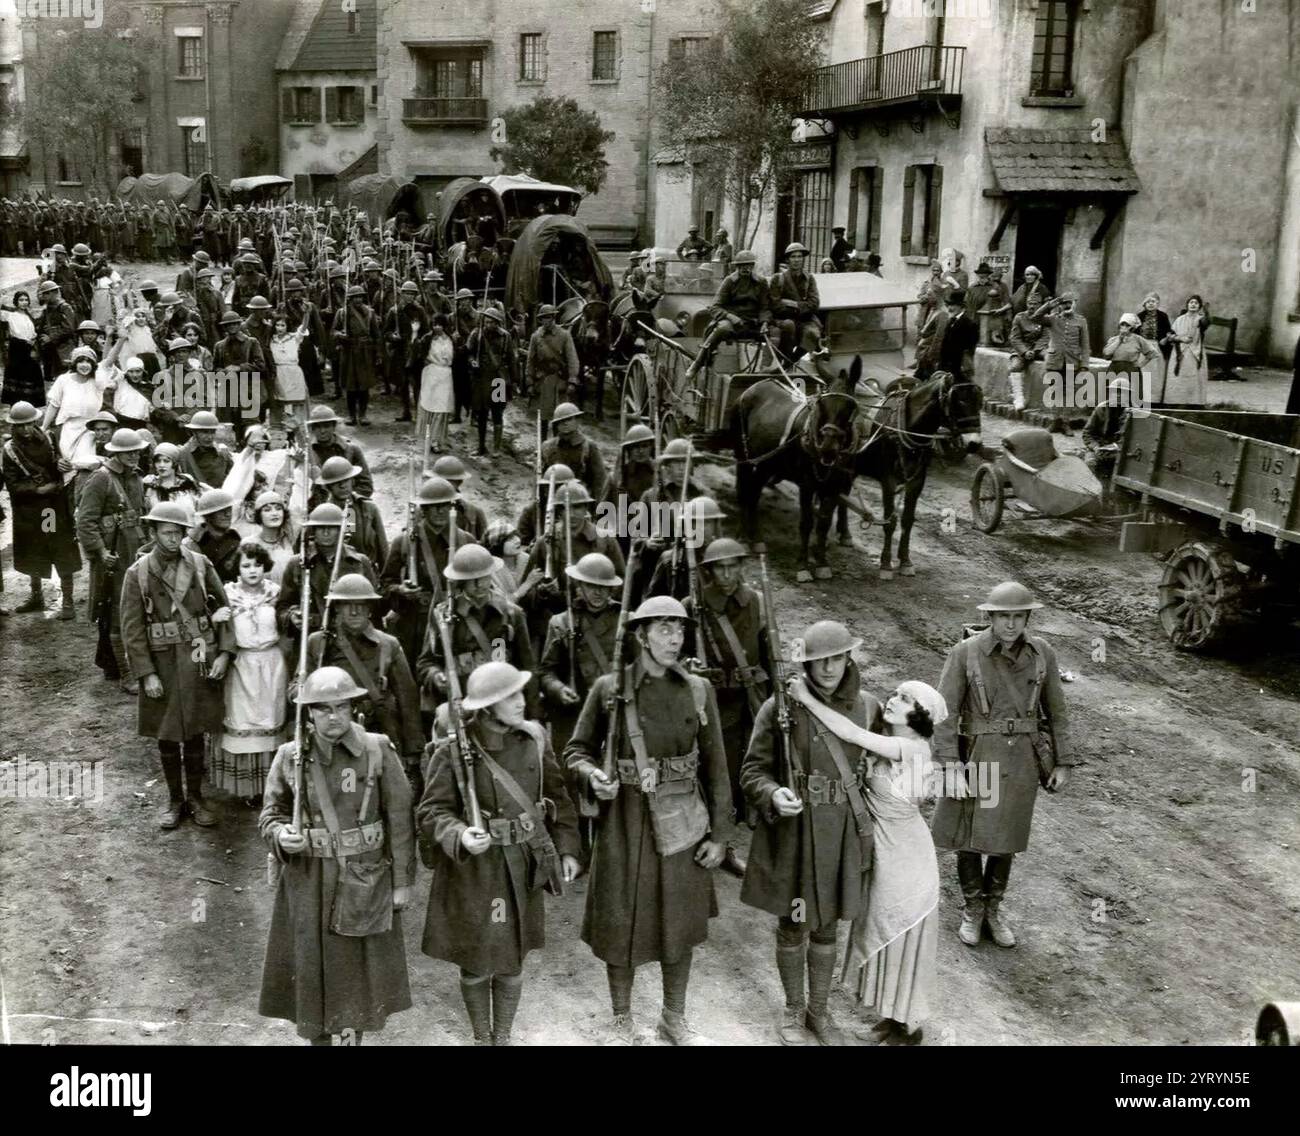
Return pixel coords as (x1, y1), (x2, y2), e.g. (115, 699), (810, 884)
(620, 353), (653, 436)
(970, 463), (1005, 533)
(1157, 541), (1245, 652)
(658, 410), (681, 449)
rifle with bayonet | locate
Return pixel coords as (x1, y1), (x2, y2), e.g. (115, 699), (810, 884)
(758, 551), (797, 798)
(318, 498), (352, 634)
(437, 596), (484, 831)
(563, 486), (577, 691)
(669, 441), (693, 584)
(587, 542), (638, 818)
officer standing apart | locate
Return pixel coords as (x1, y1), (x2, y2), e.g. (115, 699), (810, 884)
(930, 582), (1074, 948)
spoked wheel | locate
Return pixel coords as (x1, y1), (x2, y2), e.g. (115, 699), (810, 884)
(1157, 541), (1245, 651)
(620, 353), (653, 436)
(970, 462), (1005, 533)
(658, 410), (681, 449)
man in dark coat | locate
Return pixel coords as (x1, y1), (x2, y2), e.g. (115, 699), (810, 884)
(187, 488), (244, 582)
(120, 499), (235, 828)
(467, 306), (516, 455)
(930, 582), (1074, 949)
(417, 660), (580, 1045)
(768, 242), (824, 362)
(75, 427), (148, 687)
(176, 410), (235, 488)
(741, 620), (881, 1046)
(2, 401), (81, 617)
(525, 305), (578, 432)
(307, 404), (373, 497)
(684, 249), (771, 382)
(937, 289), (979, 384)
(258, 666), (415, 1044)
(540, 402), (608, 501)
(36, 280), (79, 379)
(332, 286), (381, 426)
(383, 282), (428, 423)
(310, 455), (389, 571)
(212, 311), (269, 430)
(564, 595), (729, 1045)
(829, 226), (852, 272)
(277, 503), (378, 637)
(284, 277), (328, 398)
(675, 225), (711, 262)
(175, 249), (211, 297)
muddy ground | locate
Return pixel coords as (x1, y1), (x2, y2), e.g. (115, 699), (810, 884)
(2, 260), (1298, 1046)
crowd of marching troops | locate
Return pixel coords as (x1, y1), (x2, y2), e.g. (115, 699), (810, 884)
(1, 218), (1072, 1049)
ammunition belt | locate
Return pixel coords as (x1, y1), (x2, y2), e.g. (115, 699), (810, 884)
(792, 769), (850, 806)
(616, 748), (700, 796)
(304, 819), (385, 858)
(960, 716), (1041, 737)
(487, 812), (544, 846)
(147, 614), (214, 647)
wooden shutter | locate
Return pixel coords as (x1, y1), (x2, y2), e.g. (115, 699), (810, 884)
(868, 168), (882, 254)
(325, 87), (339, 124)
(669, 37), (684, 62)
(925, 165), (944, 259)
(846, 167), (861, 245)
(900, 165), (916, 256)
(281, 87), (295, 122)
(308, 87), (322, 123)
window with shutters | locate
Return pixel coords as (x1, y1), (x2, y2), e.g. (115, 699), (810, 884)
(177, 36), (203, 79)
(181, 126), (207, 177)
(328, 86), (364, 125)
(519, 33), (543, 81)
(679, 36), (709, 59)
(847, 166), (882, 256)
(592, 31), (617, 81)
(283, 86), (322, 125)
(900, 164), (942, 259)
(1030, 1), (1078, 97)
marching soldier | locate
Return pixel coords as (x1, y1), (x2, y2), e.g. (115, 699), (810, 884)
(538, 552), (622, 755)
(36, 279), (78, 381)
(526, 305), (578, 432)
(212, 310), (269, 430)
(516, 462), (573, 550)
(258, 666), (415, 1045)
(417, 661), (581, 1045)
(333, 285), (382, 427)
(75, 427), (147, 689)
(415, 544), (540, 723)
(431, 455), (488, 540)
(188, 487), (243, 582)
(540, 402), (608, 501)
(379, 475), (475, 679)
(176, 410), (234, 489)
(633, 437), (705, 601)
(467, 306), (516, 456)
(740, 619), (882, 1045)
(564, 595), (730, 1045)
(646, 496), (727, 599)
(450, 287), (479, 425)
(277, 502), (378, 636)
(384, 281), (427, 423)
(603, 424), (655, 559)
(684, 537), (771, 879)
(119, 499), (235, 829)
(304, 574), (424, 787)
(307, 404), (374, 498)
(312, 454), (389, 570)
(930, 581), (1074, 949)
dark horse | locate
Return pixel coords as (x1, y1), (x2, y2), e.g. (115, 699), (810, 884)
(851, 370), (983, 578)
(722, 358), (864, 580)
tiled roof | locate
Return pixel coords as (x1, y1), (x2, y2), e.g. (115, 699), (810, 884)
(336, 144), (378, 182)
(985, 126), (1140, 194)
(282, 0), (377, 73)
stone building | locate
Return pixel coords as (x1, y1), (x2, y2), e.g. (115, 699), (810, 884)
(805, 0), (1300, 363)
(277, 0), (379, 202)
(0, 1), (26, 196)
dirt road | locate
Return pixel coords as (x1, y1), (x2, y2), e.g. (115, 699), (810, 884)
(3, 263), (1298, 1046)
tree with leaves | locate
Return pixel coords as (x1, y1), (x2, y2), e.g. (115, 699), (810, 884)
(20, 8), (152, 196)
(655, 0), (824, 250)
(489, 95), (615, 196)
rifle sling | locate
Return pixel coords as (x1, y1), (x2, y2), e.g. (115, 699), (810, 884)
(335, 632), (386, 705)
(810, 721), (871, 847)
(306, 734), (380, 858)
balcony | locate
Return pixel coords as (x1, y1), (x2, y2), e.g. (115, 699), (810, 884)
(401, 97), (489, 126)
(804, 45), (964, 124)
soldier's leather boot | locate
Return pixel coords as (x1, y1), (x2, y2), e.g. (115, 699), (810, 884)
(957, 851), (985, 946)
(804, 941), (846, 1045)
(184, 749), (217, 827)
(491, 974), (523, 1046)
(983, 854), (1016, 947)
(775, 944), (813, 1045)
(16, 586), (45, 613)
(606, 1013), (636, 1045)
(59, 585), (76, 620)
(492, 425), (503, 454)
(657, 1008), (710, 1046)
(459, 976), (493, 1045)
(158, 749), (185, 830)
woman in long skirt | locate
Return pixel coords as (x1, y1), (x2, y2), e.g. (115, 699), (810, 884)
(41, 345), (112, 486)
(212, 543), (287, 806)
(1161, 294), (1211, 408)
(259, 666), (414, 1045)
(269, 312), (310, 429)
(791, 677), (947, 1045)
(418, 314), (455, 467)
(1, 292), (46, 407)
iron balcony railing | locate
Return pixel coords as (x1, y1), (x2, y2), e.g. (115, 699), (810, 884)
(804, 45), (965, 116)
(401, 96), (489, 125)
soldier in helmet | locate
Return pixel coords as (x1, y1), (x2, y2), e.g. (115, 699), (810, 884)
(526, 305), (579, 432)
(277, 503), (378, 636)
(380, 475), (475, 677)
(259, 666), (415, 1045)
(119, 499), (235, 829)
(633, 437), (705, 602)
(449, 287), (479, 425)
(516, 462), (573, 550)
(538, 552), (623, 754)
(176, 410), (234, 489)
(930, 582), (1074, 950)
(307, 403), (374, 498)
(35, 279), (79, 380)
(311, 454), (389, 570)
(676, 224), (712, 262)
(564, 595), (730, 1045)
(467, 305), (517, 456)
(417, 543), (540, 728)
(417, 660), (581, 1045)
(768, 242), (826, 363)
(211, 310), (268, 430)
(185, 487), (243, 582)
(740, 619), (881, 1045)
(431, 455), (488, 541)
(684, 537), (771, 880)
(646, 496), (728, 600)
(682, 249), (772, 383)
(604, 424), (656, 559)
(303, 574), (424, 788)
(540, 402), (608, 502)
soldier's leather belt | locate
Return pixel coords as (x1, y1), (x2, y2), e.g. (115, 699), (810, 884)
(304, 819), (384, 858)
(960, 716), (1040, 737)
(488, 813), (542, 846)
(616, 749), (700, 795)
(792, 770), (849, 806)
(147, 615), (214, 647)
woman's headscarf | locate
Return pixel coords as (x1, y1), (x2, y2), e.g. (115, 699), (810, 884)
(897, 680), (948, 727)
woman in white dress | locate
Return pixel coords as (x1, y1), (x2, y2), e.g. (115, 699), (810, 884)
(1161, 294), (1211, 409)
(41, 345), (113, 486)
(211, 542), (287, 806)
(418, 313), (455, 465)
(238, 490), (298, 584)
(790, 676), (947, 1045)
(269, 311), (309, 428)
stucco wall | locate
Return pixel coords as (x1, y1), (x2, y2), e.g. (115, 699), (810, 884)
(278, 70), (377, 178)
